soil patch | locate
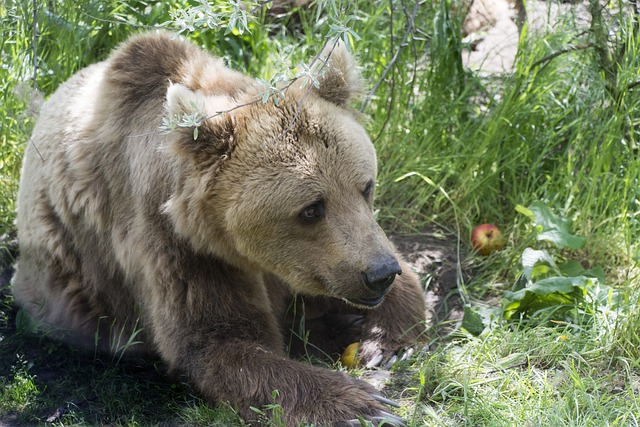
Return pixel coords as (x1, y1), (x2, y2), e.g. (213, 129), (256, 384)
(392, 230), (471, 331)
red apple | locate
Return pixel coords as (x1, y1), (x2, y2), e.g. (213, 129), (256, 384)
(471, 223), (504, 255)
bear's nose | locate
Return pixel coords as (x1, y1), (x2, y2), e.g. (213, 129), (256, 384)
(362, 257), (402, 295)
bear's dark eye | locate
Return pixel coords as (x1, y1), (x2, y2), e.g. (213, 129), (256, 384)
(363, 180), (375, 201)
(299, 200), (325, 224)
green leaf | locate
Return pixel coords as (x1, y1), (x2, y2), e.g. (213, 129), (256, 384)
(503, 291), (579, 321)
(462, 305), (485, 335)
(505, 276), (589, 301)
(528, 201), (587, 249)
(521, 248), (558, 280)
(558, 260), (585, 277)
(15, 308), (38, 333)
(558, 262), (605, 284)
(515, 204), (534, 220)
(583, 266), (605, 284)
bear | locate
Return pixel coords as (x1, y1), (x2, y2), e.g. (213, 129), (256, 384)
(12, 31), (426, 426)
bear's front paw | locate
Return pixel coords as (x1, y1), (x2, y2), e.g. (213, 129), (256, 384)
(358, 340), (419, 369)
(338, 402), (407, 427)
(332, 389), (407, 427)
(241, 369), (405, 427)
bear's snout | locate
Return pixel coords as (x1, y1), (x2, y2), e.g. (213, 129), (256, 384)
(362, 255), (402, 295)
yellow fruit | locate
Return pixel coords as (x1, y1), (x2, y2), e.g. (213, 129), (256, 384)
(341, 342), (361, 368)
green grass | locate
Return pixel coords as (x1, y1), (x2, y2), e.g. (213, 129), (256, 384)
(3, 0), (640, 425)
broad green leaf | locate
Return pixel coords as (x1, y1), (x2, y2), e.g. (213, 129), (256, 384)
(515, 204), (534, 220)
(521, 248), (558, 280)
(15, 308), (38, 334)
(537, 230), (587, 250)
(583, 266), (605, 284)
(528, 201), (587, 249)
(559, 262), (605, 284)
(558, 260), (585, 277)
(462, 305), (485, 335)
(503, 291), (580, 321)
(505, 276), (589, 301)
(527, 276), (589, 294)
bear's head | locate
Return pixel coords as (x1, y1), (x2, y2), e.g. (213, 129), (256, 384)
(164, 41), (402, 308)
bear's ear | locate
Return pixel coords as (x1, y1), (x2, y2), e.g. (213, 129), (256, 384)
(311, 40), (364, 107)
(166, 83), (202, 117)
(165, 83), (236, 165)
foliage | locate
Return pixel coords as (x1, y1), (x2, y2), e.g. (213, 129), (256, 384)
(504, 202), (617, 324)
(463, 202), (621, 335)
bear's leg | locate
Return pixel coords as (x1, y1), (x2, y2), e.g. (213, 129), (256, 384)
(12, 196), (149, 356)
(278, 293), (366, 361)
(145, 252), (402, 426)
(11, 190), (95, 340)
(357, 258), (426, 365)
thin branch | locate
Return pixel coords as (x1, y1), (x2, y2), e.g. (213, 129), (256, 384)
(30, 0), (45, 162)
(179, 38), (339, 143)
(403, 0), (419, 111)
(530, 43), (593, 70)
(588, 0), (617, 98)
(81, 12), (166, 29)
(360, 0), (420, 112)
(272, 39), (340, 141)
(513, 0), (526, 36)
(249, 0), (275, 15)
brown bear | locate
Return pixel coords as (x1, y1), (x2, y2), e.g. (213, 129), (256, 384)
(12, 31), (426, 426)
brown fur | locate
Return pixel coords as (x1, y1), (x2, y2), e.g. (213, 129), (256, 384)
(12, 31), (426, 425)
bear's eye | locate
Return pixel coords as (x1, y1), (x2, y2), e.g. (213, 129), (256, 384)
(299, 200), (325, 224)
(363, 180), (375, 202)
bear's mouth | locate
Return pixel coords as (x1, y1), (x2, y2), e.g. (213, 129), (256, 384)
(345, 294), (386, 309)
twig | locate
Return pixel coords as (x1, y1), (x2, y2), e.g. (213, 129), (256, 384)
(272, 38), (339, 141)
(81, 12), (164, 29)
(530, 43), (593, 70)
(513, 0), (526, 36)
(30, 0), (45, 162)
(403, 0), (419, 111)
(485, 361), (529, 375)
(360, 0), (420, 112)
(249, 0), (275, 15)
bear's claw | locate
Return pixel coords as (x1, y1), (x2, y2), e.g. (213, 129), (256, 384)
(363, 344), (420, 369)
(343, 411), (408, 427)
(371, 394), (400, 408)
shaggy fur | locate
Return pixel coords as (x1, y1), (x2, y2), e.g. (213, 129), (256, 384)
(12, 31), (426, 426)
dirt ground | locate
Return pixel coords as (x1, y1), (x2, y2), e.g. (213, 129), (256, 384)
(392, 231), (471, 330)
